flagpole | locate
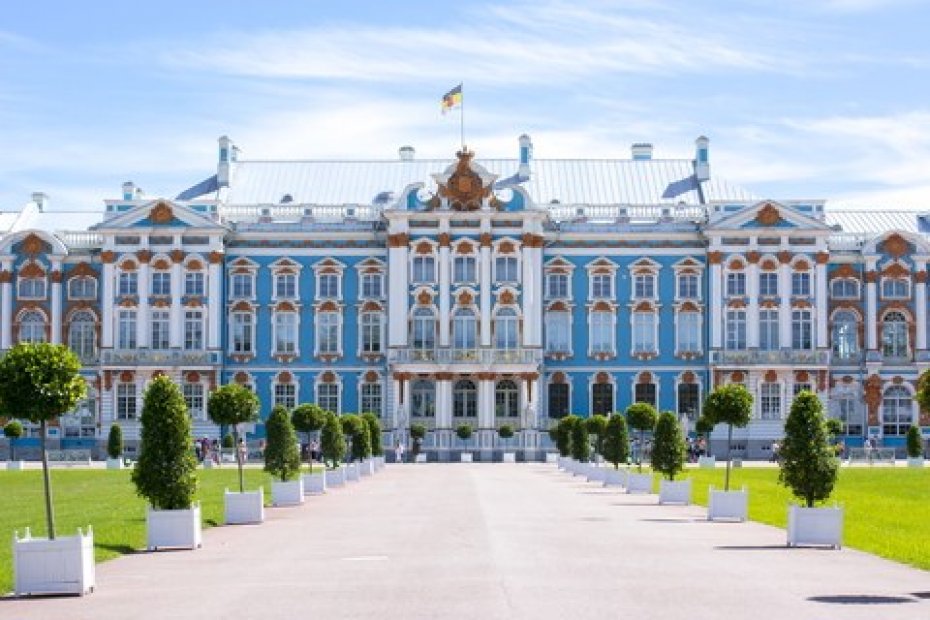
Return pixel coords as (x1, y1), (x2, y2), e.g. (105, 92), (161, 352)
(460, 82), (465, 150)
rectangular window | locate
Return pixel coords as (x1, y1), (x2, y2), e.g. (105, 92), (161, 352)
(677, 274), (699, 299)
(317, 312), (340, 354)
(275, 273), (297, 299)
(793, 383), (812, 396)
(18, 278), (46, 299)
(453, 256), (477, 283)
(318, 383), (339, 413)
(760, 383), (781, 420)
(231, 312), (253, 354)
(882, 278), (910, 299)
(759, 309), (779, 351)
(361, 383), (382, 416)
(118, 272), (138, 296)
(318, 274), (339, 298)
(632, 312), (656, 353)
(411, 256), (435, 283)
(548, 383), (569, 418)
(590, 312), (614, 354)
(546, 273), (569, 299)
(725, 310), (746, 350)
(68, 277), (97, 299)
(231, 273), (253, 298)
(591, 274), (613, 299)
(274, 383), (296, 409)
(117, 310), (136, 349)
(677, 383), (700, 419)
(633, 274), (655, 299)
(151, 272), (171, 296)
(676, 312), (701, 353)
(184, 310), (203, 350)
(831, 279), (859, 299)
(791, 272), (811, 296)
(116, 383), (136, 420)
(184, 272), (205, 296)
(495, 256), (518, 283)
(635, 383), (657, 407)
(836, 395), (863, 435)
(726, 272), (746, 297)
(183, 383), (204, 420)
(545, 312), (571, 354)
(791, 310), (813, 350)
(274, 312), (297, 354)
(361, 312), (382, 354)
(151, 310), (170, 350)
(759, 272), (778, 296)
(361, 273), (384, 298)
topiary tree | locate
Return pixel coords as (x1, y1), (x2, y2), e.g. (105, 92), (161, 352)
(132, 375), (198, 512)
(626, 403), (658, 472)
(4, 420), (24, 461)
(410, 422), (427, 458)
(702, 384), (753, 491)
(106, 423), (123, 460)
(695, 415), (714, 447)
(497, 424), (514, 448)
(321, 411), (347, 468)
(0, 343), (86, 539)
(222, 433), (235, 449)
(906, 425), (923, 459)
(361, 412), (383, 457)
(778, 391), (839, 508)
(651, 411), (686, 481)
(341, 414), (371, 462)
(292, 403), (327, 468)
(585, 414), (608, 460)
(570, 416), (590, 462)
(916, 369), (930, 412)
(601, 413), (630, 469)
(264, 405), (301, 482)
(456, 423), (473, 445)
(207, 383), (260, 493)
(554, 416), (576, 457)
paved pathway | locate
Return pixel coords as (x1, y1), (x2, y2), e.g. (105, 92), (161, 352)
(2, 464), (928, 619)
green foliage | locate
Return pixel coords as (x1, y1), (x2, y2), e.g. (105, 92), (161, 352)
(410, 423), (427, 440)
(695, 415), (714, 438)
(106, 424), (123, 459)
(361, 413), (383, 456)
(132, 375), (198, 510)
(291, 403), (326, 434)
(570, 416), (590, 462)
(625, 402), (658, 472)
(916, 369), (930, 412)
(825, 417), (843, 440)
(321, 411), (347, 468)
(263, 405), (301, 481)
(906, 425), (923, 459)
(341, 414), (371, 461)
(585, 414), (608, 456)
(554, 416), (577, 457)
(456, 423), (473, 441)
(651, 411), (686, 480)
(547, 426), (558, 444)
(0, 343), (86, 425)
(601, 413), (630, 469)
(778, 391), (839, 508)
(703, 384), (754, 490)
(497, 424), (514, 439)
(206, 383), (260, 427)
(222, 433), (235, 449)
(3, 420), (23, 440)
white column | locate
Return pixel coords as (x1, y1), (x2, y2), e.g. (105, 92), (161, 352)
(169, 257), (183, 348)
(480, 236), (492, 347)
(866, 258), (878, 351)
(815, 256), (829, 349)
(136, 260), (150, 347)
(746, 259), (759, 348)
(522, 238), (542, 347)
(101, 260), (114, 348)
(1, 259), (12, 349)
(50, 259), (62, 344)
(388, 239), (409, 347)
(208, 257), (222, 349)
(438, 236), (451, 347)
(778, 258), (792, 348)
(390, 377), (402, 430)
(709, 260), (722, 349)
(436, 378), (452, 429)
(478, 378), (494, 429)
(916, 263), (927, 351)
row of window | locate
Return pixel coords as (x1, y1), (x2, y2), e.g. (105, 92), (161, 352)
(725, 309), (814, 351)
(14, 276), (99, 300)
(115, 309), (206, 350)
(543, 272), (701, 301)
(726, 271), (812, 297)
(118, 271), (206, 297)
(545, 311), (702, 356)
(229, 271), (383, 301)
(230, 310), (383, 356)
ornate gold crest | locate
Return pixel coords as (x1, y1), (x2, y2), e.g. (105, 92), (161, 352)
(755, 203), (781, 226)
(150, 202), (174, 224)
(437, 150), (493, 211)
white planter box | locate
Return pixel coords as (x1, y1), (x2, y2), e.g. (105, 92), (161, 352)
(14, 526), (95, 596)
(224, 488), (264, 525)
(502, 452), (516, 463)
(546, 452), (559, 463)
(376, 455), (386, 469)
(360, 459), (375, 476)
(626, 472), (654, 494)
(907, 457), (924, 468)
(460, 452), (474, 462)
(659, 478), (692, 505)
(558, 456), (569, 470)
(202, 459), (215, 469)
(147, 504), (202, 550)
(787, 505), (843, 548)
(572, 461), (590, 477)
(708, 487), (748, 521)
(586, 467), (607, 483)
(271, 479), (305, 506)
(302, 472), (327, 494)
(345, 462), (361, 482)
(325, 467), (346, 487)
(7, 460), (25, 471)
(415, 454), (427, 463)
(106, 458), (123, 470)
(603, 467), (627, 488)
(698, 455), (716, 469)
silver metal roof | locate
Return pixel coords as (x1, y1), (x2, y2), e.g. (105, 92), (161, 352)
(825, 209), (925, 235)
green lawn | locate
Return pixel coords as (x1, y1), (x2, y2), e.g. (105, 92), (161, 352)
(0, 465), (323, 594)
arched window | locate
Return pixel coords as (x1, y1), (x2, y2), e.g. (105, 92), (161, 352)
(19, 310), (46, 343)
(68, 311), (96, 360)
(495, 308), (518, 350)
(832, 311), (859, 360)
(592, 383), (613, 415)
(453, 308), (477, 350)
(453, 380), (477, 418)
(495, 379), (519, 418)
(411, 379), (435, 417)
(411, 307), (436, 352)
(882, 385), (913, 436)
(882, 312), (909, 359)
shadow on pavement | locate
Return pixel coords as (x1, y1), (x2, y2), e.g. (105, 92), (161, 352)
(808, 595), (916, 605)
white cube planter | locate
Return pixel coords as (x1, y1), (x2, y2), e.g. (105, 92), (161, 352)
(557, 456), (568, 470)
(626, 472), (654, 494)
(572, 461), (590, 477)
(14, 526), (95, 596)
(224, 488), (264, 525)
(787, 505), (843, 548)
(658, 478), (692, 505)
(147, 504), (202, 550)
(603, 467), (627, 488)
(106, 458), (123, 470)
(502, 452), (516, 463)
(415, 454), (427, 463)
(360, 460), (375, 476)
(345, 462), (361, 482)
(7, 460), (25, 471)
(302, 472), (327, 494)
(907, 457), (924, 468)
(271, 479), (305, 506)
(460, 452), (474, 462)
(325, 467), (346, 487)
(202, 459), (215, 469)
(586, 467), (607, 483)
(546, 452), (559, 464)
(698, 455), (716, 469)
(708, 487), (748, 521)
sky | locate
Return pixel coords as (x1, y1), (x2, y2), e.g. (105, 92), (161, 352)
(1, 0), (929, 215)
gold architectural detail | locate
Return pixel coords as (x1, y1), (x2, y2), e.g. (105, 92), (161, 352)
(387, 233), (409, 248)
(883, 233), (909, 258)
(746, 251), (761, 264)
(480, 233), (493, 247)
(681, 371), (695, 384)
(457, 240), (474, 254)
(499, 290), (515, 305)
(364, 371), (379, 383)
(731, 371), (745, 383)
(150, 202), (174, 224)
(707, 251), (724, 265)
(595, 372), (611, 385)
(551, 372), (566, 384)
(438, 233), (451, 247)
(170, 249), (185, 263)
(815, 251), (830, 264)
(829, 264), (858, 280)
(457, 291), (474, 306)
(415, 241), (433, 255)
(317, 300), (338, 312)
(777, 251), (793, 264)
(416, 290), (432, 306)
(436, 149), (493, 211)
(100, 251), (117, 264)
(865, 270), (878, 283)
(19, 262), (45, 278)
(21, 233), (44, 255)
(498, 240), (515, 254)
(49, 270), (62, 283)
(864, 374), (882, 425)
(756, 203), (781, 226)
(882, 262), (910, 278)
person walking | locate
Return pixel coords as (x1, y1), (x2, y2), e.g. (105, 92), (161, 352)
(238, 437), (248, 465)
(394, 441), (405, 463)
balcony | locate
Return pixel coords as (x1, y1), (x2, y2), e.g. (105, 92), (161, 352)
(389, 348), (542, 366)
(710, 349), (830, 366)
(101, 348), (222, 366)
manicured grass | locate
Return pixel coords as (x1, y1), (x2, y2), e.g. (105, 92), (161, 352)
(0, 464), (325, 594)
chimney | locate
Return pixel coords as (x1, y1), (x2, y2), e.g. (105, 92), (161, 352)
(217, 135), (238, 187)
(122, 181), (136, 201)
(518, 134), (533, 178)
(398, 145), (415, 161)
(631, 143), (653, 161)
(31, 192), (48, 211)
(694, 135), (710, 181)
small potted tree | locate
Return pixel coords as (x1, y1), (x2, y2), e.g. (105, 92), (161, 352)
(584, 415), (609, 482)
(780, 391), (842, 548)
(498, 424), (516, 462)
(906, 425), (924, 467)
(545, 426), (560, 463)
(293, 403), (327, 492)
(653, 412), (690, 504)
(702, 384), (753, 521)
(321, 411), (347, 486)
(132, 375), (201, 551)
(340, 414), (364, 481)
(456, 423), (474, 461)
(410, 422), (427, 462)
(4, 420), (24, 470)
(105, 423), (123, 469)
(0, 343), (93, 595)
(207, 384), (263, 525)
(361, 412), (385, 469)
(264, 405), (304, 506)
(695, 416), (716, 468)
(554, 417), (574, 471)
(347, 414), (374, 476)
(569, 415), (590, 476)
(625, 403), (657, 493)
(601, 413), (630, 488)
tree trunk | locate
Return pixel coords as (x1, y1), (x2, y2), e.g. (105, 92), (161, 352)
(40, 420), (56, 540)
(724, 424), (733, 492)
(233, 425), (244, 494)
(10, 438), (15, 461)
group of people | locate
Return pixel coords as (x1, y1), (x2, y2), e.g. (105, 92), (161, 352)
(194, 436), (250, 464)
(686, 436), (708, 463)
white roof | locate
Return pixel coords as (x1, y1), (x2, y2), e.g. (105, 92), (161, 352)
(0, 201), (103, 235)
(825, 209), (927, 235)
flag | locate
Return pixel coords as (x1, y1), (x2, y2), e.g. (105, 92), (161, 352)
(441, 84), (462, 114)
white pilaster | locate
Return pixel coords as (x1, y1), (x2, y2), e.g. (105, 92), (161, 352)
(136, 261), (150, 347)
(478, 379), (494, 429)
(480, 233), (492, 347)
(387, 237), (409, 347)
(169, 257), (183, 348)
(916, 260), (927, 351)
(866, 257), (878, 351)
(778, 259), (791, 348)
(438, 233), (451, 347)
(50, 259), (62, 344)
(522, 238), (542, 347)
(746, 259), (759, 348)
(101, 260), (114, 348)
(208, 258), (222, 349)
(437, 378), (452, 429)
(1, 259), (12, 349)
(815, 257), (829, 349)
(709, 261), (722, 349)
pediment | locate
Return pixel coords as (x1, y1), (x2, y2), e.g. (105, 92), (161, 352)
(708, 201), (831, 232)
(93, 200), (226, 231)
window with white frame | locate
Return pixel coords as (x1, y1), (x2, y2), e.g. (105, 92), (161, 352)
(275, 273), (297, 299)
(184, 310), (204, 350)
(831, 279), (859, 299)
(635, 382), (657, 407)
(318, 383), (339, 413)
(495, 308), (519, 350)
(592, 383), (613, 415)
(68, 277), (96, 299)
(545, 311), (571, 353)
(316, 311), (340, 354)
(116, 382), (137, 420)
(360, 311), (382, 354)
(453, 256), (477, 284)
(453, 308), (477, 350)
(548, 383), (569, 418)
(791, 309), (813, 350)
(495, 256), (518, 283)
(230, 311), (254, 354)
(274, 382), (296, 409)
(184, 271), (205, 296)
(318, 273), (339, 299)
(68, 311), (96, 359)
(18, 310), (46, 343)
(410, 380), (434, 417)
(725, 309), (747, 350)
(836, 394), (863, 435)
(411, 256), (435, 283)
(882, 311), (909, 358)
(760, 309), (779, 351)
(546, 273), (569, 299)
(411, 307), (435, 350)
(882, 277), (910, 299)
(632, 311), (657, 353)
(832, 310), (859, 360)
(760, 382), (781, 420)
(361, 381), (382, 416)
(882, 385), (912, 435)
(590, 311), (614, 354)
(793, 382), (813, 396)
(118, 271), (138, 296)
(791, 272), (811, 296)
(453, 380), (478, 417)
(759, 272), (778, 296)
(361, 272), (384, 298)
(677, 273), (699, 299)
(151, 271), (171, 296)
(150, 310), (170, 350)
(230, 273), (253, 298)
(677, 383), (700, 419)
(17, 277), (46, 300)
(633, 273), (656, 299)
(676, 312), (700, 354)
(591, 274), (613, 299)
(495, 380), (519, 417)
(274, 311), (298, 354)
(726, 272), (746, 297)
(117, 309), (136, 349)
(183, 382), (204, 420)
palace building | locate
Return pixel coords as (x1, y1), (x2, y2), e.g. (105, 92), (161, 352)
(1, 134), (927, 459)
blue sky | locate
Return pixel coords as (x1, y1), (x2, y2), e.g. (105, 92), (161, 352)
(2, 0), (929, 213)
